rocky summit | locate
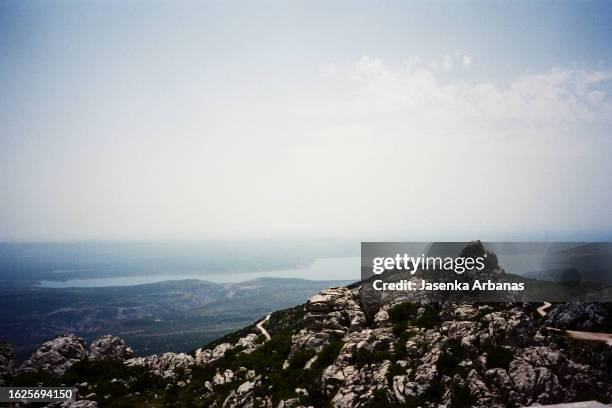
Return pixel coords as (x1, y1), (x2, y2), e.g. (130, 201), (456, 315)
(1, 285), (611, 407)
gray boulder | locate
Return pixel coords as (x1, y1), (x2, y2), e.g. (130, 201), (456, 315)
(126, 352), (194, 380)
(19, 334), (87, 377)
(89, 335), (134, 360)
(546, 303), (610, 331)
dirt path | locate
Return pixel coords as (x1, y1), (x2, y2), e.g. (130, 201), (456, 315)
(537, 301), (552, 317)
(256, 314), (271, 341)
(546, 327), (612, 346)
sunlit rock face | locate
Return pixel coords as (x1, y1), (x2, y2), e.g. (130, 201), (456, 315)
(19, 334), (87, 377)
(126, 352), (195, 380)
(89, 334), (134, 360)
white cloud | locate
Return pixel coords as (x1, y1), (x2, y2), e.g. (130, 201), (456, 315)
(411, 50), (473, 72)
(347, 56), (386, 80)
(452, 49), (472, 68)
(312, 57), (612, 124)
(318, 63), (339, 77)
(442, 54), (453, 71)
(275, 57), (612, 236)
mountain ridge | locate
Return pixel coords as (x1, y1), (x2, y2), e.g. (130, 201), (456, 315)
(2, 286), (611, 407)
(1, 243), (611, 407)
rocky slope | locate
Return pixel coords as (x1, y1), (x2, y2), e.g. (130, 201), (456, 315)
(2, 272), (611, 407)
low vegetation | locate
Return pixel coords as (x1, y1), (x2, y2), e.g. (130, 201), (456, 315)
(486, 345), (514, 370)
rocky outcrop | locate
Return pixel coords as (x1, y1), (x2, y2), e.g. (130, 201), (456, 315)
(288, 287), (366, 362)
(329, 361), (390, 408)
(57, 401), (99, 408)
(482, 309), (536, 347)
(19, 334), (87, 377)
(236, 333), (260, 352)
(222, 380), (255, 408)
(126, 352), (194, 381)
(505, 346), (612, 406)
(321, 326), (394, 406)
(283, 284), (612, 408)
(15, 333), (136, 379)
(546, 302), (611, 331)
(89, 335), (134, 360)
(195, 332), (262, 367)
(305, 288), (367, 333)
(0, 341), (15, 385)
(388, 302), (612, 407)
(214, 369), (235, 385)
(196, 342), (234, 366)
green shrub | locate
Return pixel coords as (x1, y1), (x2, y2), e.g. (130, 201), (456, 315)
(436, 351), (462, 377)
(486, 345), (513, 370)
(414, 306), (441, 329)
(575, 389), (611, 404)
(393, 326), (417, 360)
(389, 303), (419, 324)
(7, 370), (59, 387)
(433, 339), (471, 377)
(451, 382), (476, 407)
(390, 303), (419, 338)
(61, 359), (166, 405)
(387, 362), (406, 381)
(314, 340), (343, 369)
(446, 338), (467, 359)
(352, 348), (392, 368)
(394, 339), (408, 360)
(289, 349), (316, 369)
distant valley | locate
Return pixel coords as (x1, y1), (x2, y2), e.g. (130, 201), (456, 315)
(0, 277), (351, 361)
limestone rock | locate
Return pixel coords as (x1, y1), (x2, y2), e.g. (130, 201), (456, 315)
(58, 401), (99, 408)
(222, 380), (254, 408)
(213, 369), (235, 385)
(19, 334), (87, 377)
(546, 302), (611, 331)
(88, 335), (134, 360)
(196, 342), (233, 366)
(126, 352), (194, 380)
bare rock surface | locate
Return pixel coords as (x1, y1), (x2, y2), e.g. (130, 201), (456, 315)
(545, 303), (611, 331)
(289, 287), (366, 364)
(19, 334), (87, 377)
(195, 332), (263, 367)
(196, 342), (234, 366)
(222, 380), (255, 408)
(283, 281), (612, 407)
(126, 352), (194, 380)
(58, 401), (99, 408)
(88, 335), (134, 360)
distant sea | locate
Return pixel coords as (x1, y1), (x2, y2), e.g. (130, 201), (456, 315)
(0, 240), (360, 287)
(37, 256), (360, 287)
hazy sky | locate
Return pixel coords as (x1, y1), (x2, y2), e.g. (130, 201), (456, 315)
(1, 1), (612, 242)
